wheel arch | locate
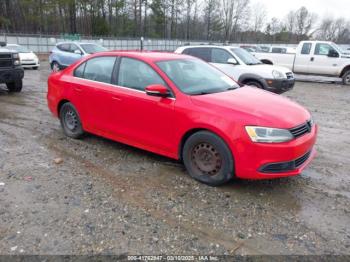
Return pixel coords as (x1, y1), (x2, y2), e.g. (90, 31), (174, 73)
(57, 99), (70, 117)
(178, 127), (235, 162)
(340, 65), (350, 77)
(261, 59), (273, 65)
(238, 74), (267, 89)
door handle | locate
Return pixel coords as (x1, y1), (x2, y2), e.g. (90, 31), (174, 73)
(310, 57), (314, 62)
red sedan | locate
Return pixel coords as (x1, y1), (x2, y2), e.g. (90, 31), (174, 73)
(47, 51), (317, 186)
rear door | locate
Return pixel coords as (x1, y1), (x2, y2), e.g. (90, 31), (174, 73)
(69, 56), (118, 133)
(293, 42), (312, 73)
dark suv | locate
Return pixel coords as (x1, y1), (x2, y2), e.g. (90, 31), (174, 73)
(0, 42), (24, 92)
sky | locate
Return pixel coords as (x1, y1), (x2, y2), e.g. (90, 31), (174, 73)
(251, 0), (350, 20)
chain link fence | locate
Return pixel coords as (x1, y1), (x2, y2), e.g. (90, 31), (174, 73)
(1, 33), (349, 54)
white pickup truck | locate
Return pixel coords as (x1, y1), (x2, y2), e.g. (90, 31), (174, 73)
(255, 41), (350, 85)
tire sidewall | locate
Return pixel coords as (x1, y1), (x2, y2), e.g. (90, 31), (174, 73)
(182, 131), (234, 186)
(6, 80), (23, 92)
(59, 103), (84, 139)
(245, 81), (263, 89)
(343, 71), (350, 85)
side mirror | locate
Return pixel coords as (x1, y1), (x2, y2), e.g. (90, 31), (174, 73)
(328, 49), (339, 58)
(227, 58), (238, 65)
(145, 84), (170, 98)
(74, 49), (82, 55)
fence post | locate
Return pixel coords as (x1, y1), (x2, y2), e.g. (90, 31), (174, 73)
(140, 37), (144, 51)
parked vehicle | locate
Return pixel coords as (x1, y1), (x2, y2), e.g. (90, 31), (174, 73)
(49, 42), (107, 72)
(0, 42), (24, 92)
(240, 45), (269, 53)
(6, 44), (40, 70)
(255, 41), (350, 85)
(47, 51), (317, 186)
(266, 46), (296, 54)
(175, 45), (295, 94)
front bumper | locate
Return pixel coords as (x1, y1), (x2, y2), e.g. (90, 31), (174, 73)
(21, 61), (40, 68)
(232, 124), (318, 180)
(0, 67), (24, 83)
(265, 78), (295, 94)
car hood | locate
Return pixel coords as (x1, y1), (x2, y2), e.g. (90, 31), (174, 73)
(249, 64), (292, 75)
(190, 87), (310, 128)
(19, 52), (37, 60)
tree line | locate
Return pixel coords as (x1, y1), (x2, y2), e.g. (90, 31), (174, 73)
(0, 0), (349, 44)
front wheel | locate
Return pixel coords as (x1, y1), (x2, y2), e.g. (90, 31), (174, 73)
(51, 62), (60, 72)
(59, 102), (84, 139)
(342, 71), (350, 85)
(245, 80), (264, 89)
(6, 80), (23, 92)
(182, 131), (234, 186)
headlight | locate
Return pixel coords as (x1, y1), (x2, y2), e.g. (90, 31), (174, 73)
(272, 70), (285, 79)
(245, 126), (294, 143)
(12, 53), (19, 59)
(14, 60), (21, 66)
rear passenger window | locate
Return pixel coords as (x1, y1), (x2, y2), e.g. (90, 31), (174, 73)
(118, 57), (165, 91)
(301, 43), (312, 55)
(185, 48), (211, 62)
(78, 57), (116, 84)
(57, 44), (70, 52)
(211, 48), (233, 63)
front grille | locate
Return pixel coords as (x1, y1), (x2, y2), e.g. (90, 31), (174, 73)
(289, 120), (313, 139)
(0, 54), (12, 59)
(286, 72), (294, 79)
(0, 60), (12, 68)
(260, 150), (312, 173)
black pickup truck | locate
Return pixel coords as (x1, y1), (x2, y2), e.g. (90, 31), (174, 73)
(0, 42), (24, 92)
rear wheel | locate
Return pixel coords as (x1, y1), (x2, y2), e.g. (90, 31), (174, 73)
(59, 102), (84, 139)
(6, 80), (23, 92)
(342, 70), (350, 85)
(182, 131), (234, 186)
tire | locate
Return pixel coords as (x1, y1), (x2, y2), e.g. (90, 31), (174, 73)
(6, 80), (23, 93)
(342, 70), (350, 85)
(51, 61), (61, 72)
(245, 80), (264, 89)
(32, 66), (39, 70)
(59, 102), (84, 139)
(182, 131), (234, 186)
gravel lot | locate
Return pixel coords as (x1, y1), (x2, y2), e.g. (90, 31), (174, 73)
(0, 63), (349, 255)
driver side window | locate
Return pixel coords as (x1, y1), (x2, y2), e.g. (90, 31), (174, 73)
(314, 44), (336, 56)
(117, 57), (165, 91)
(211, 48), (233, 64)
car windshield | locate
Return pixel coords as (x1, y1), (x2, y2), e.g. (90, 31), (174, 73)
(7, 45), (30, 53)
(157, 59), (239, 95)
(231, 48), (262, 65)
(80, 44), (107, 54)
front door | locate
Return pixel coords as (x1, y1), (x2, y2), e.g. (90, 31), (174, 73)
(112, 57), (176, 154)
(308, 43), (340, 75)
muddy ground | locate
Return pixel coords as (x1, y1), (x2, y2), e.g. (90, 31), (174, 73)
(0, 63), (349, 256)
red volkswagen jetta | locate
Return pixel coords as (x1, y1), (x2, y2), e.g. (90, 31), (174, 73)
(47, 51), (317, 186)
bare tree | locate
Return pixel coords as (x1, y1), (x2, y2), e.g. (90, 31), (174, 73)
(295, 6), (317, 40)
(250, 2), (266, 33)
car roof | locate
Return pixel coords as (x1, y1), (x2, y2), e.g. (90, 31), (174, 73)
(177, 45), (237, 51)
(56, 42), (100, 46)
(90, 51), (192, 62)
